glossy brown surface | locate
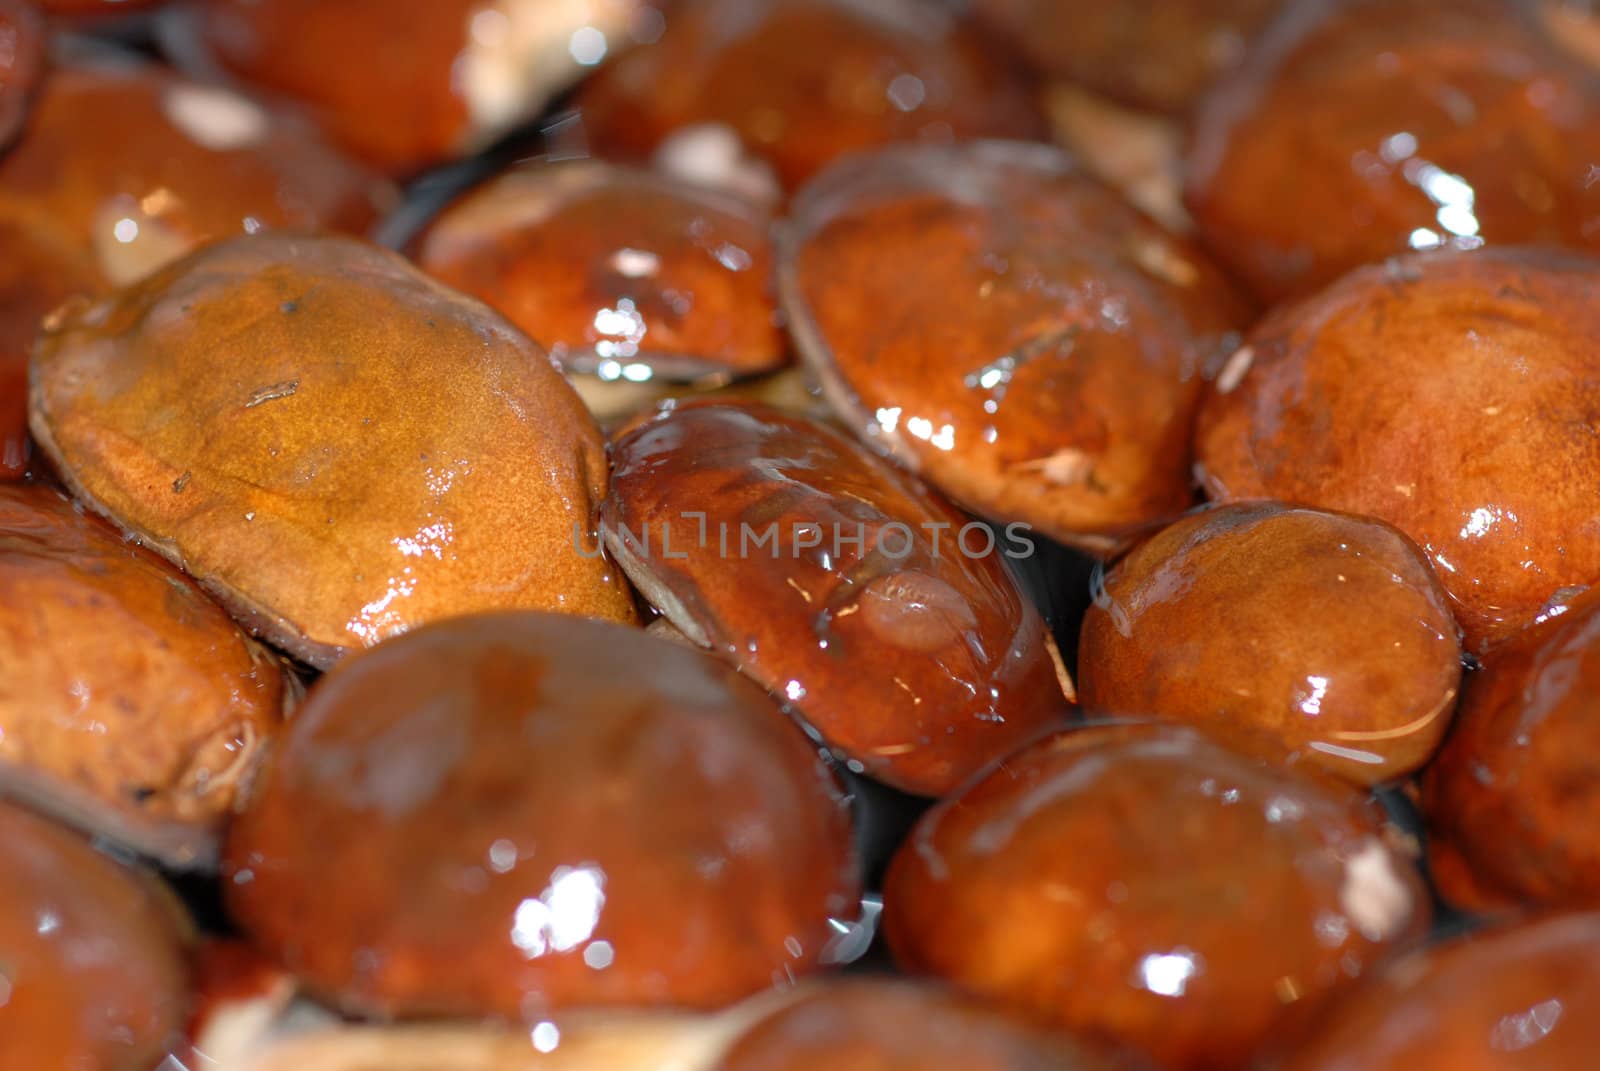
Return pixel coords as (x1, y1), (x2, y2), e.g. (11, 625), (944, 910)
(1195, 247), (1600, 653)
(714, 979), (1116, 1071)
(1079, 503), (1462, 785)
(603, 401), (1070, 796)
(0, 801), (191, 1070)
(974, 0), (1279, 114)
(0, 483), (286, 865)
(1186, 0), (1600, 302)
(225, 612), (860, 1019)
(190, 0), (649, 173)
(0, 56), (390, 290)
(416, 160), (785, 382)
(0, 0), (41, 148)
(782, 140), (1249, 556)
(0, 222), (97, 481)
(1273, 913), (1600, 1070)
(1423, 590), (1600, 913)
(884, 724), (1429, 1071)
(575, 0), (1047, 193)
(30, 233), (637, 669)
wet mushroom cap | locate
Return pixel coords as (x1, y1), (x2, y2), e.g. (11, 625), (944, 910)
(185, 0), (651, 174)
(603, 400), (1071, 796)
(781, 139), (1249, 556)
(574, 0), (1047, 193)
(1424, 588), (1600, 913)
(1185, 0), (1600, 302)
(884, 723), (1429, 1071)
(1195, 246), (1600, 653)
(712, 978), (1118, 1071)
(1274, 912), (1600, 1070)
(225, 611), (860, 1020)
(415, 159), (785, 383)
(0, 801), (192, 1071)
(0, 482), (287, 866)
(1079, 502), (1462, 785)
(0, 55), (390, 290)
(29, 232), (637, 668)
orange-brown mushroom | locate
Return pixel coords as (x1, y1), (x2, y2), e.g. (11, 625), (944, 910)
(884, 723), (1429, 1071)
(1185, 0), (1600, 302)
(225, 612), (860, 1019)
(0, 54), (391, 290)
(604, 400), (1071, 796)
(0, 482), (289, 865)
(1272, 912), (1600, 1070)
(414, 160), (785, 386)
(1079, 502), (1462, 785)
(575, 0), (1046, 194)
(30, 233), (637, 668)
(182, 0), (653, 174)
(0, 801), (192, 1070)
(1424, 588), (1600, 913)
(782, 139), (1249, 556)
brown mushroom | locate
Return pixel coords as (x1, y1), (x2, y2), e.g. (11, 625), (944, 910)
(0, 0), (41, 149)
(1185, 0), (1600, 302)
(712, 978), (1119, 1071)
(0, 482), (289, 865)
(414, 159), (786, 393)
(179, 0), (653, 174)
(603, 400), (1071, 796)
(973, 0), (1280, 114)
(1195, 246), (1600, 653)
(781, 139), (1250, 556)
(30, 232), (637, 668)
(1424, 588), (1600, 913)
(224, 612), (860, 1019)
(1079, 502), (1462, 785)
(0, 801), (192, 1070)
(884, 723), (1430, 1071)
(574, 0), (1047, 194)
(0, 54), (392, 290)
(1272, 912), (1600, 1070)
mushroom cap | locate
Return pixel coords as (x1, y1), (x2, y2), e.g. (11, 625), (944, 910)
(30, 232), (637, 667)
(225, 611), (860, 1019)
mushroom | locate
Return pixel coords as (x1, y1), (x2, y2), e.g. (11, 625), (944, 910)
(0, 800), (193, 1070)
(224, 612), (860, 1019)
(413, 159), (786, 425)
(603, 400), (1072, 796)
(573, 0), (1046, 194)
(1424, 587), (1600, 912)
(884, 723), (1430, 1071)
(780, 139), (1249, 556)
(1079, 502), (1463, 785)
(0, 50), (392, 290)
(1186, 0), (1600, 301)
(0, 482), (290, 867)
(29, 233), (637, 668)
(1274, 912), (1600, 1069)
(169, 0), (656, 174)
